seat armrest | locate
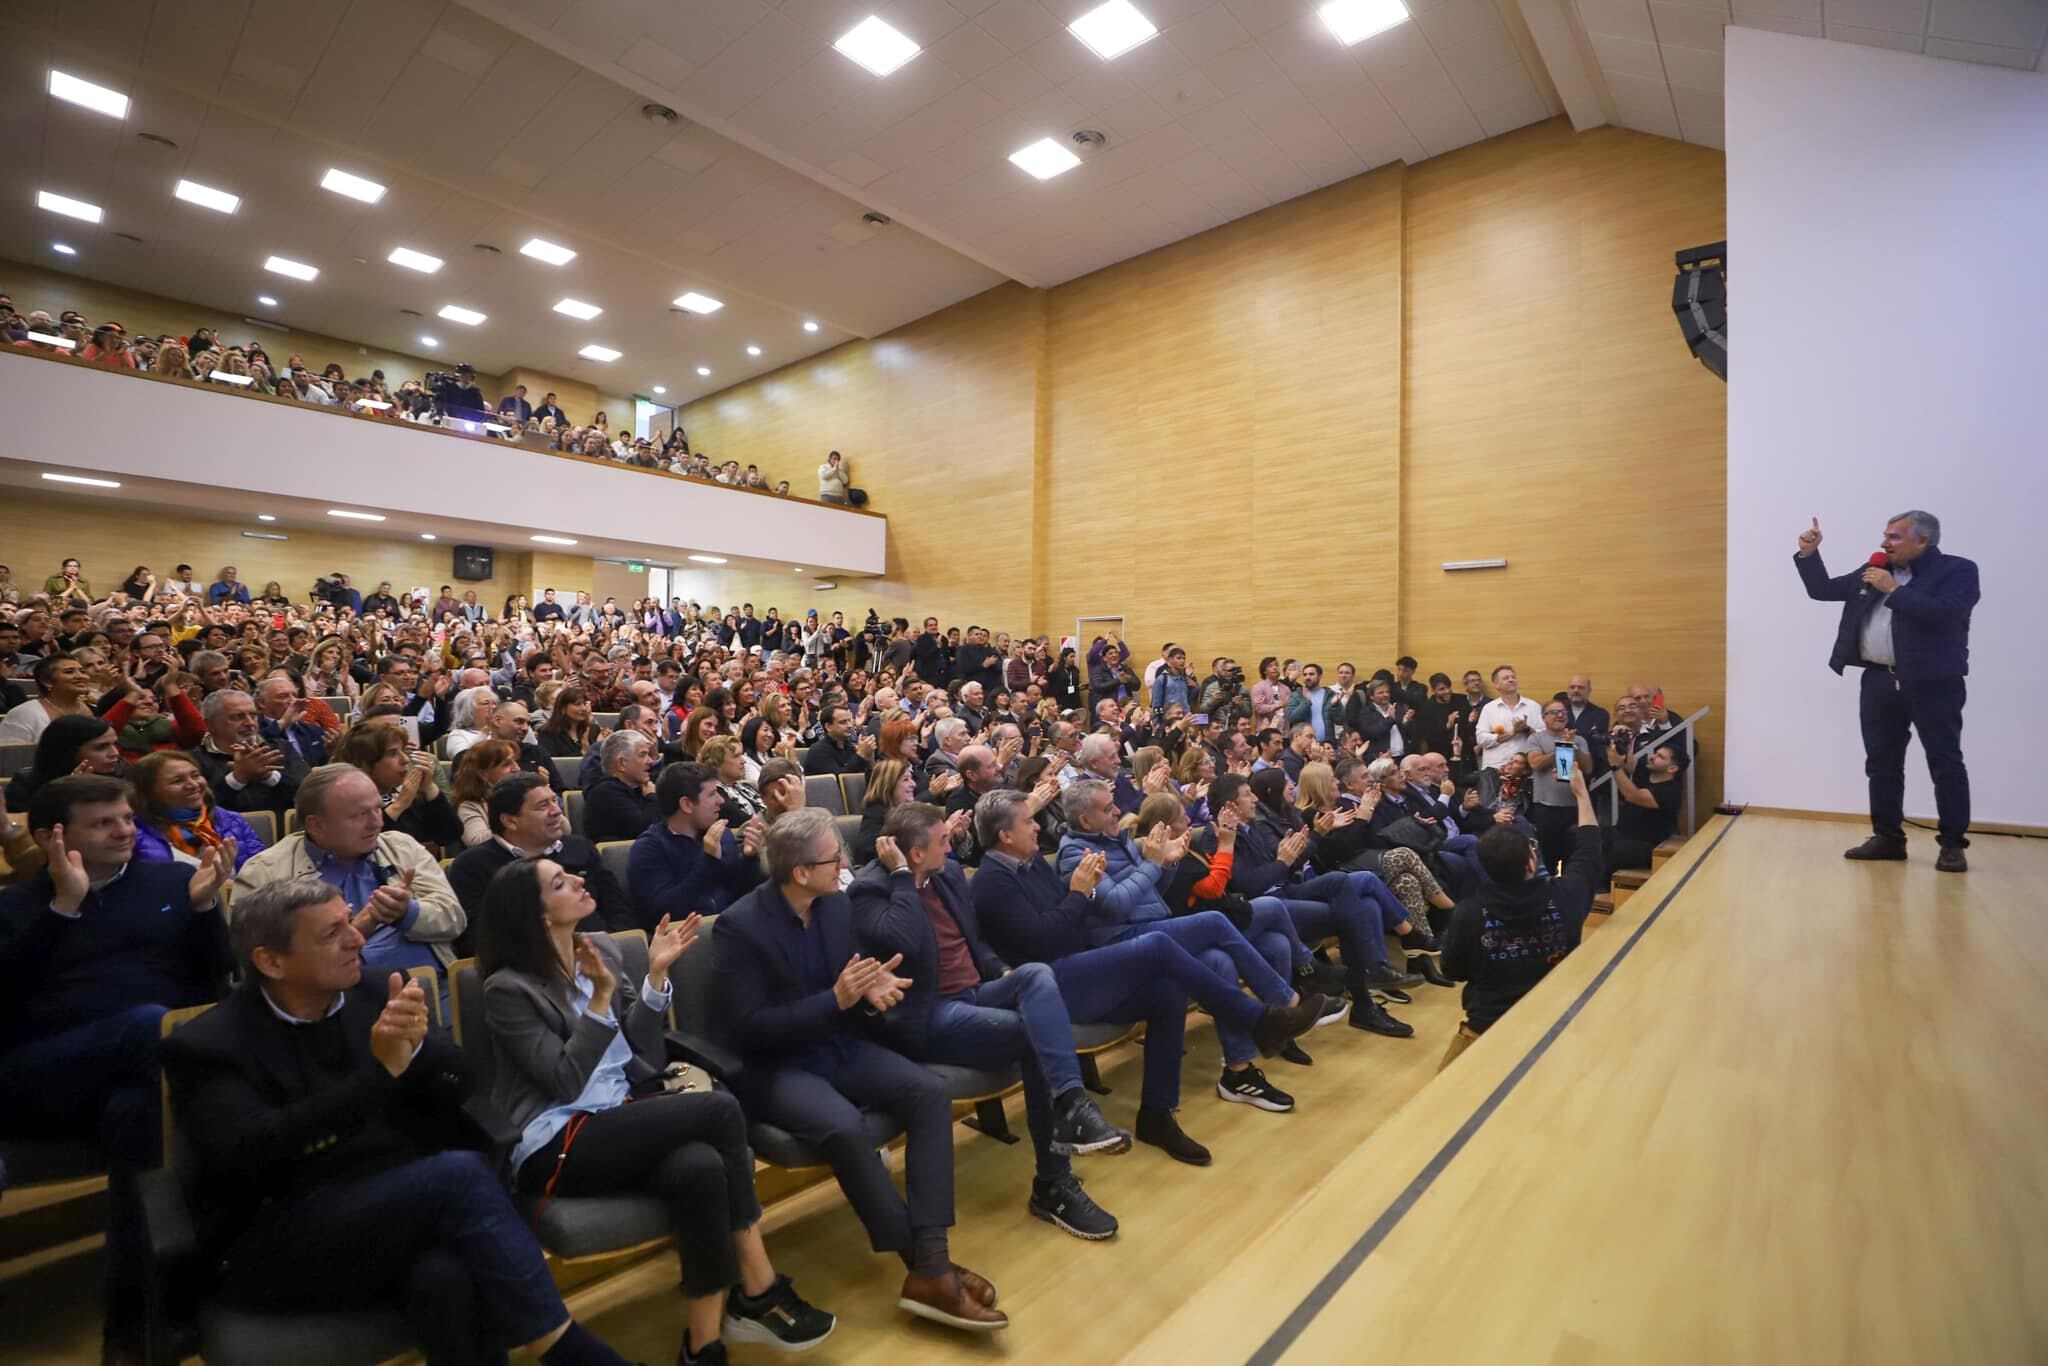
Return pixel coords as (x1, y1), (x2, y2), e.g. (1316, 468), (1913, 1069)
(138, 1167), (201, 1366)
(665, 1028), (742, 1082)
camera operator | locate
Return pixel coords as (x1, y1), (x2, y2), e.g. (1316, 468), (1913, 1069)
(427, 363), (489, 425)
(1197, 657), (1250, 729)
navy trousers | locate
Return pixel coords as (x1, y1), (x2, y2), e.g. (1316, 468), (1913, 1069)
(1054, 932), (1263, 1088)
(1860, 668), (1970, 849)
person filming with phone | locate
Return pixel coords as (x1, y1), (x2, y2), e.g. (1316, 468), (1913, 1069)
(1793, 510), (1979, 871)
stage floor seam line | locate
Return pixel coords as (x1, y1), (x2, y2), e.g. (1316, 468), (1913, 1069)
(1245, 813), (1747, 1366)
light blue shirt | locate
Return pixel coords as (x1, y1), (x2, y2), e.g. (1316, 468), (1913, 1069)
(309, 845), (435, 976)
(509, 970), (671, 1172)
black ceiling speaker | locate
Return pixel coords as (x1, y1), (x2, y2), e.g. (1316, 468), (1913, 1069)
(1673, 241), (1726, 381)
(452, 545), (494, 581)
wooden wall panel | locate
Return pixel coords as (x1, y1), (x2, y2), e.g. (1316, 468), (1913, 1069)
(1041, 166), (1406, 674)
(677, 284), (1044, 632)
(4, 490), (531, 611)
(1399, 121), (1727, 800)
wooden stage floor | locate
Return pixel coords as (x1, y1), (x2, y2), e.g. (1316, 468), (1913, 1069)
(7, 814), (2042, 1364)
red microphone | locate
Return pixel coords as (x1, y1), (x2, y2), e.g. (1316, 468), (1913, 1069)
(1867, 550), (1890, 569)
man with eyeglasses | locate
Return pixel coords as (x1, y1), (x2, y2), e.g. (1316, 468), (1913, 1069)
(447, 772), (634, 942)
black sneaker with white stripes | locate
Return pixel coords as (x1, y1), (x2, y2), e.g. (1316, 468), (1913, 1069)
(1029, 1172), (1119, 1240)
(1216, 1065), (1295, 1112)
(1051, 1091), (1133, 1156)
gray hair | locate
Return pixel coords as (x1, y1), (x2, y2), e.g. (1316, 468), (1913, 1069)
(1888, 509), (1940, 546)
(1061, 777), (1113, 825)
(616, 703), (648, 730)
(255, 676), (297, 705)
(764, 806), (840, 884)
(201, 688), (253, 723)
(294, 762), (365, 825)
(229, 876), (347, 971)
(190, 649), (230, 676)
(933, 716), (967, 747)
(600, 728), (649, 772)
(974, 788), (1032, 853)
(448, 685), (496, 729)
(1078, 733), (1119, 768)
(1366, 756), (1401, 784)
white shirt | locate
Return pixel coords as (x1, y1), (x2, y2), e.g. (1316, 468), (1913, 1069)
(1858, 563), (1913, 667)
(1475, 697), (1545, 769)
(0, 698), (57, 744)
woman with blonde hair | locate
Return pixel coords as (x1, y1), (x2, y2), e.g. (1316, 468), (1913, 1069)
(451, 739), (522, 847)
(305, 635), (359, 699)
(155, 341), (193, 381)
(701, 734), (765, 824)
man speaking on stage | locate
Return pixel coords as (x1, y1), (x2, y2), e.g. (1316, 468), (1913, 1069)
(1794, 510), (1979, 871)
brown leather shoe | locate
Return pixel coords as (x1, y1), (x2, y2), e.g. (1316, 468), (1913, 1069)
(899, 1268), (1008, 1331)
(953, 1263), (999, 1309)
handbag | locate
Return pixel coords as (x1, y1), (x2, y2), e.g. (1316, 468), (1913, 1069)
(1377, 815), (1445, 855)
(847, 487), (869, 506)
(1187, 890), (1257, 932)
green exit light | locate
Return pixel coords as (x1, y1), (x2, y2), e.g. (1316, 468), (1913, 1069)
(627, 562), (645, 573)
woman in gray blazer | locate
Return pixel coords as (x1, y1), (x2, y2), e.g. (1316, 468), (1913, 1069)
(477, 858), (835, 1364)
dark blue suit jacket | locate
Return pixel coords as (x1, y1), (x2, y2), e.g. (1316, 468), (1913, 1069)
(969, 854), (1094, 965)
(1795, 545), (1978, 683)
(710, 883), (880, 1065)
(847, 860), (1005, 1055)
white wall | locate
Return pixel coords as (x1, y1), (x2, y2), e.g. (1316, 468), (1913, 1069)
(1725, 29), (2047, 826)
(0, 355), (889, 577)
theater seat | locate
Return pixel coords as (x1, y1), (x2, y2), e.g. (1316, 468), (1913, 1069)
(195, 1304), (415, 1366)
(549, 756), (581, 790)
(596, 840), (633, 898)
(0, 743), (35, 777)
(238, 810), (276, 848)
(564, 789), (586, 838)
(804, 775), (846, 815)
(838, 773), (866, 810)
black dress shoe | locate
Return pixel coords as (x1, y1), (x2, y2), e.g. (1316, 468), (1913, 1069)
(1844, 835), (1908, 861)
(1278, 1040), (1314, 1066)
(1413, 954), (1454, 988)
(1347, 999), (1415, 1038)
(1135, 1106), (1213, 1166)
(1935, 848), (1968, 873)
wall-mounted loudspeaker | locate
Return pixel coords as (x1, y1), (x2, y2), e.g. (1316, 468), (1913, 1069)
(453, 545), (494, 581)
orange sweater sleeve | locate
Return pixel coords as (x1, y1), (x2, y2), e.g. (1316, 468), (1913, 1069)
(1190, 848), (1233, 902)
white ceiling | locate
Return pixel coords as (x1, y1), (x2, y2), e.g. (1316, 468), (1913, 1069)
(1574, 0), (2048, 149)
(4, 0), (2042, 402)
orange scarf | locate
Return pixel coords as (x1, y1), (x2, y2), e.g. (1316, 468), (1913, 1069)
(163, 805), (224, 860)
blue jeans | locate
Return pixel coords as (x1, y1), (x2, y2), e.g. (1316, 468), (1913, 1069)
(1108, 911), (1295, 1005)
(1055, 931), (1267, 1081)
(925, 962), (1083, 1179)
(221, 1150), (568, 1361)
(1277, 870), (1408, 973)
(0, 1003), (168, 1342)
(1243, 896), (1314, 978)
(1437, 834), (1484, 897)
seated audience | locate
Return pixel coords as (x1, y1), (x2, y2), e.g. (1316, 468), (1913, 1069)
(971, 789), (1324, 1163)
(850, 803), (1129, 1239)
(231, 764), (465, 999)
(335, 722), (464, 852)
(1440, 767), (1601, 1069)
(854, 758), (914, 866)
(442, 685), (499, 757)
(450, 773), (632, 936)
(475, 860), (834, 1361)
(4, 713), (125, 809)
(625, 762), (764, 927)
(129, 750), (266, 870)
(159, 879), (631, 1366)
(485, 699), (564, 794)
(0, 652), (92, 742)
(0, 775), (234, 1356)
(583, 730), (663, 844)
(193, 688), (308, 818)
(451, 739), (523, 847)
(712, 809), (1007, 1331)
(803, 703), (874, 775)
(101, 672), (206, 759)
(535, 685), (600, 758)
(756, 757), (807, 824)
(700, 734), (766, 826)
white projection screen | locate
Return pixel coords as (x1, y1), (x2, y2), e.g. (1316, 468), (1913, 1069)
(1723, 28), (2047, 829)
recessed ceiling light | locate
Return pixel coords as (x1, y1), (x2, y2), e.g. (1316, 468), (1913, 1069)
(1070, 1), (1158, 59)
(834, 16), (921, 76)
(327, 508), (386, 521)
(257, 514), (277, 521)
(320, 167), (386, 203)
(437, 304), (486, 326)
(519, 237), (576, 265)
(745, 345), (762, 357)
(696, 366), (711, 377)
(52, 242), (76, 256)
(687, 554), (728, 564)
(386, 246), (443, 273)
(173, 179), (240, 214)
(264, 255), (318, 281)
(793, 567), (804, 573)
(242, 531), (288, 541)
(42, 471), (121, 488)
(1319, 0), (1410, 45)
(420, 533), (437, 541)
(674, 291), (723, 315)
(1010, 137), (1082, 180)
(37, 190), (102, 223)
(802, 320), (820, 332)
(419, 335), (439, 348)
(652, 385), (667, 395)
(578, 344), (621, 362)
(256, 294), (278, 307)
(531, 534), (579, 546)
(553, 298), (602, 321)
(48, 70), (129, 119)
